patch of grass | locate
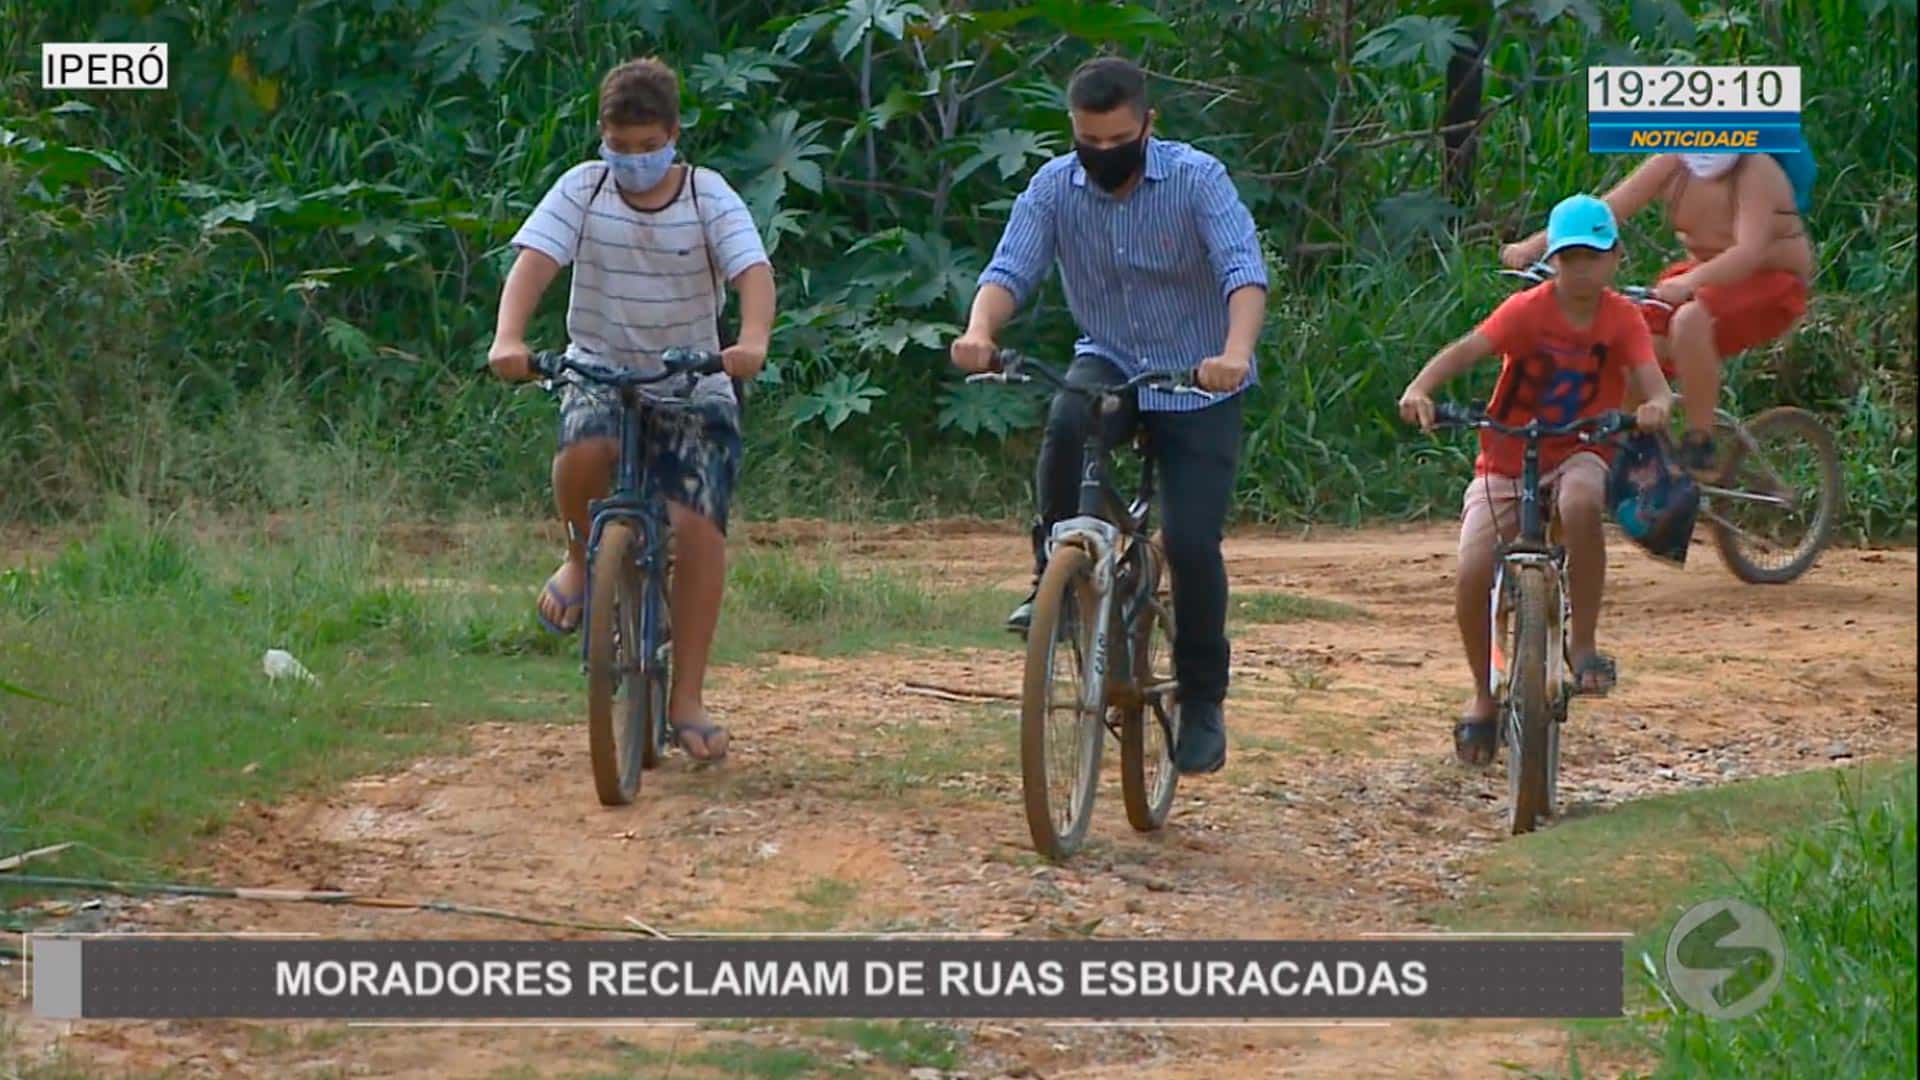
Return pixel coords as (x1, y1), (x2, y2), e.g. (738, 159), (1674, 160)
(1636, 761), (1917, 1080)
(720, 548), (1020, 662)
(0, 508), (1039, 892)
(1229, 590), (1367, 625)
(817, 1021), (962, 1070)
(1435, 759), (1914, 934)
(686, 1040), (824, 1080)
(855, 704), (1012, 798)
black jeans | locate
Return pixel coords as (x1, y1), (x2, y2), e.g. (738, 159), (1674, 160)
(1031, 353), (1244, 706)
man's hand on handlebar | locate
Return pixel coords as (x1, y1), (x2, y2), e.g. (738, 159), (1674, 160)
(950, 330), (998, 374)
(488, 337), (535, 383)
(1196, 352), (1250, 394)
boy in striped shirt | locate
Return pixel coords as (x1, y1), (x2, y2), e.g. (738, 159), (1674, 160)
(488, 57), (776, 763)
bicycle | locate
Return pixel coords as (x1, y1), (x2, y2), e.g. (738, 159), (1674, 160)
(1503, 263), (1842, 583)
(1428, 401), (1637, 834)
(528, 346), (726, 806)
(967, 351), (1213, 859)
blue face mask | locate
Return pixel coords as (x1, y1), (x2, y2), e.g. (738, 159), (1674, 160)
(600, 141), (676, 193)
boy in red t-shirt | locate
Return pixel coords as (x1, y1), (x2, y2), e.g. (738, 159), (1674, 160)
(1399, 195), (1676, 763)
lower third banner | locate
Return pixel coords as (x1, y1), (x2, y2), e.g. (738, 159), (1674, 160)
(31, 937), (1622, 1020)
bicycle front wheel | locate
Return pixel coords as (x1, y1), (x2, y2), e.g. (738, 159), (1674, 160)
(1709, 407), (1842, 585)
(1021, 545), (1104, 860)
(1505, 565), (1554, 835)
(587, 522), (647, 806)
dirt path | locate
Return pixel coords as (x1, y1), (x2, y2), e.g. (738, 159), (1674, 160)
(5, 523), (1915, 1079)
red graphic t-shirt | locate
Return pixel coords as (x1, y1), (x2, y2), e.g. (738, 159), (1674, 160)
(1473, 283), (1657, 477)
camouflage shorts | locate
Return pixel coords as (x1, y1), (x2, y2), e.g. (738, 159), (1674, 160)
(558, 382), (742, 534)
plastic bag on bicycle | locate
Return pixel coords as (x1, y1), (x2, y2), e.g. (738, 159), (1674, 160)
(1609, 433), (1701, 566)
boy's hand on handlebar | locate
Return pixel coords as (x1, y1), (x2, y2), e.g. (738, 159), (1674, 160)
(488, 338), (534, 382)
(1398, 385), (1437, 432)
(1635, 396), (1673, 433)
(950, 331), (998, 374)
(721, 339), (767, 380)
(1196, 352), (1249, 393)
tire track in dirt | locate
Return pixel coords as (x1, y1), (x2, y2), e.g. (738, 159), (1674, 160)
(4, 524), (1914, 1078)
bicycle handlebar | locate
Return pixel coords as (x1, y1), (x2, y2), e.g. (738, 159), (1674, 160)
(1500, 262), (1671, 311)
(962, 349), (1215, 400)
(529, 347), (725, 389)
(1432, 401), (1636, 443)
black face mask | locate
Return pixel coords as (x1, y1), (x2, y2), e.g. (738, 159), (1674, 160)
(1075, 130), (1147, 192)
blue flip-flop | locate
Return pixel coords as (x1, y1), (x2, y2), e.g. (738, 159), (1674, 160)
(670, 716), (730, 763)
(536, 579), (585, 635)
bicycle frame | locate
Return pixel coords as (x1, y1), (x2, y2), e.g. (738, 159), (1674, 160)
(1489, 435), (1571, 718)
(1046, 401), (1161, 717)
(580, 387), (674, 680)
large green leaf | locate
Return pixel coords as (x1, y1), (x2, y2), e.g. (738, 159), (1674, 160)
(951, 128), (1061, 184)
(936, 378), (1042, 440)
(732, 110), (831, 214)
(415, 0), (539, 87)
(1529, 0), (1603, 34)
(1628, 0), (1697, 42)
(244, 0), (339, 77)
(974, 1), (1176, 44)
(1354, 15), (1476, 72)
(830, 0), (931, 60)
(690, 48), (792, 105)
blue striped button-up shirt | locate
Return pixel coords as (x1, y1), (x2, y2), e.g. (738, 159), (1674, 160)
(978, 138), (1268, 412)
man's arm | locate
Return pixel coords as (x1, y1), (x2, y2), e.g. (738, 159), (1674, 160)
(1505, 156), (1678, 266)
(954, 170), (1058, 370)
(1194, 158), (1269, 390)
(1669, 155), (1793, 291)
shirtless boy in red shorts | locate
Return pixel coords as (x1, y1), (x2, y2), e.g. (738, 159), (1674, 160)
(1503, 152), (1812, 474)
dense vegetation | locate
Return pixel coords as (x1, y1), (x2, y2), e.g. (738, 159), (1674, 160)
(3, 1), (1914, 537)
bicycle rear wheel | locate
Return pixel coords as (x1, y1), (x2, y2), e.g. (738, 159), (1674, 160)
(1021, 545), (1104, 860)
(587, 522), (647, 806)
(1709, 406), (1842, 584)
(1505, 565), (1554, 835)
(1120, 545), (1178, 832)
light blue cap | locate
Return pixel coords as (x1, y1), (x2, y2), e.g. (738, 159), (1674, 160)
(1545, 193), (1619, 257)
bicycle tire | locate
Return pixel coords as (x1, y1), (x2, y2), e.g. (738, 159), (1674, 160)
(587, 522), (646, 806)
(1021, 545), (1103, 860)
(1505, 565), (1553, 835)
(638, 564), (671, 771)
(1710, 406), (1842, 585)
(1120, 544), (1179, 832)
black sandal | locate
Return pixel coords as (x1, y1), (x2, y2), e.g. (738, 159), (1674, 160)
(1454, 716), (1498, 766)
(1571, 653), (1618, 698)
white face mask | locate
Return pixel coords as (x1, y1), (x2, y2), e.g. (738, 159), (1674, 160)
(1680, 153), (1740, 180)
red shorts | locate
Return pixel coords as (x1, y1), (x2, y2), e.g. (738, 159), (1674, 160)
(1640, 260), (1808, 373)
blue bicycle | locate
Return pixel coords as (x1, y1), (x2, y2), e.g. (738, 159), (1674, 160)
(530, 347), (724, 806)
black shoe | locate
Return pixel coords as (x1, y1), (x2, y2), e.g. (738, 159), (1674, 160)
(1006, 588), (1037, 634)
(1174, 700), (1226, 774)
(1676, 431), (1719, 478)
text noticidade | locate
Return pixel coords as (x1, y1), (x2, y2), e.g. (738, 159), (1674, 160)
(41, 43), (169, 90)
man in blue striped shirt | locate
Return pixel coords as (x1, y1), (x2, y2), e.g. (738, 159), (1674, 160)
(950, 57), (1268, 774)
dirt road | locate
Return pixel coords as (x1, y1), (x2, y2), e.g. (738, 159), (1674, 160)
(5, 522), (1915, 1078)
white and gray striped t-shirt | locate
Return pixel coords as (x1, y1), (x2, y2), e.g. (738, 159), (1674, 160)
(511, 161), (769, 404)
